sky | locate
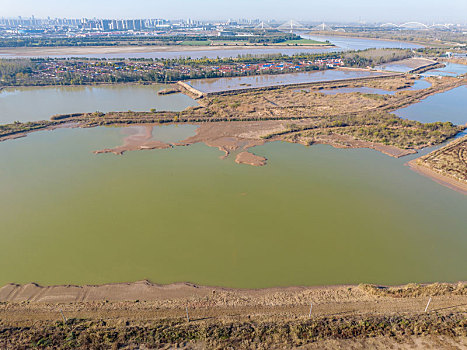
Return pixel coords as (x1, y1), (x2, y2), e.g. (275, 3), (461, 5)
(2, 0), (467, 24)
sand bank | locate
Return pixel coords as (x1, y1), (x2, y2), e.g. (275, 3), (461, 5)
(235, 151), (267, 166)
(1, 281), (466, 349)
(93, 125), (171, 155)
(86, 121), (420, 165)
(407, 159), (467, 195)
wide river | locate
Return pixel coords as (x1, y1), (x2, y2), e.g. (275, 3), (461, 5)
(0, 34), (422, 59)
(0, 82), (466, 288)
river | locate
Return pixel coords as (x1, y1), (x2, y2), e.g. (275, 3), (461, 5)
(0, 34), (423, 60)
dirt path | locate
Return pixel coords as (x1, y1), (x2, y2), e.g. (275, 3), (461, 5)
(1, 281), (466, 349)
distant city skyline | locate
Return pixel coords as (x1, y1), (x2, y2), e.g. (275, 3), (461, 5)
(2, 0), (467, 24)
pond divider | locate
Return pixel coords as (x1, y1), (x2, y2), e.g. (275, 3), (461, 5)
(178, 72), (404, 98)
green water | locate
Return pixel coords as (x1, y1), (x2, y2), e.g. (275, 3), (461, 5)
(0, 125), (466, 288)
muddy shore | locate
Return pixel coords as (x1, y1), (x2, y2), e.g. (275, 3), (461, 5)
(407, 160), (467, 195)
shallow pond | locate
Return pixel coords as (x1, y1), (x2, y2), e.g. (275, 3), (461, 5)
(0, 84), (198, 124)
(187, 70), (387, 93)
(422, 63), (467, 77)
(395, 85), (467, 125)
(317, 78), (432, 95)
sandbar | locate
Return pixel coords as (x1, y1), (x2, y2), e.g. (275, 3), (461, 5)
(0, 44), (334, 57)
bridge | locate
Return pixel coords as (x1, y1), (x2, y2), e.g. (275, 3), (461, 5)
(380, 22), (453, 30)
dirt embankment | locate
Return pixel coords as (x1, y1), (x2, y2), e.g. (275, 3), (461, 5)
(440, 57), (467, 66)
(408, 160), (467, 195)
(407, 134), (467, 195)
(199, 71), (400, 97)
(0, 281), (466, 349)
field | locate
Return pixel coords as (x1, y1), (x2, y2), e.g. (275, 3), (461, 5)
(179, 40), (211, 46)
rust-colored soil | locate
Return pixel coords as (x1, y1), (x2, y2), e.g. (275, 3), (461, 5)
(93, 125), (172, 155)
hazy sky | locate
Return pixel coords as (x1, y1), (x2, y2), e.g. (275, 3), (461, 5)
(2, 0), (467, 23)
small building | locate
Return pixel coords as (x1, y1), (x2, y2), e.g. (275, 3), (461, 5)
(217, 31), (235, 37)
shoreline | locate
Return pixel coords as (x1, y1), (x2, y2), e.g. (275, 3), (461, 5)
(305, 32), (428, 46)
(2, 280), (466, 348)
(1, 279), (465, 303)
(407, 159), (467, 195)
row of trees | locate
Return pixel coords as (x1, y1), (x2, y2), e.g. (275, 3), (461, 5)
(343, 49), (414, 68)
(0, 59), (35, 84)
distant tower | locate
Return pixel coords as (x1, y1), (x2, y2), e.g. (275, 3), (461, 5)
(277, 20), (306, 32)
(255, 21), (272, 30)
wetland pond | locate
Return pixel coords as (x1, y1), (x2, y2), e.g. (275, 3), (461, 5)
(395, 85), (467, 125)
(316, 78), (432, 95)
(0, 129), (466, 288)
(0, 84), (198, 124)
(422, 63), (467, 77)
(0, 75), (466, 289)
(187, 69), (387, 93)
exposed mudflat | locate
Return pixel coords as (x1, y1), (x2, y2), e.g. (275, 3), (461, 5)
(235, 151), (267, 166)
(93, 125), (172, 155)
(90, 121), (423, 168)
(0, 43), (333, 57)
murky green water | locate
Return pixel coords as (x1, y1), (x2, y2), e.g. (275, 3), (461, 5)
(0, 82), (466, 288)
(0, 124), (466, 288)
(0, 84), (198, 124)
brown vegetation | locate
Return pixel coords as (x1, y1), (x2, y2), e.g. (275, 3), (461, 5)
(0, 74), (465, 166)
(1, 281), (466, 349)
